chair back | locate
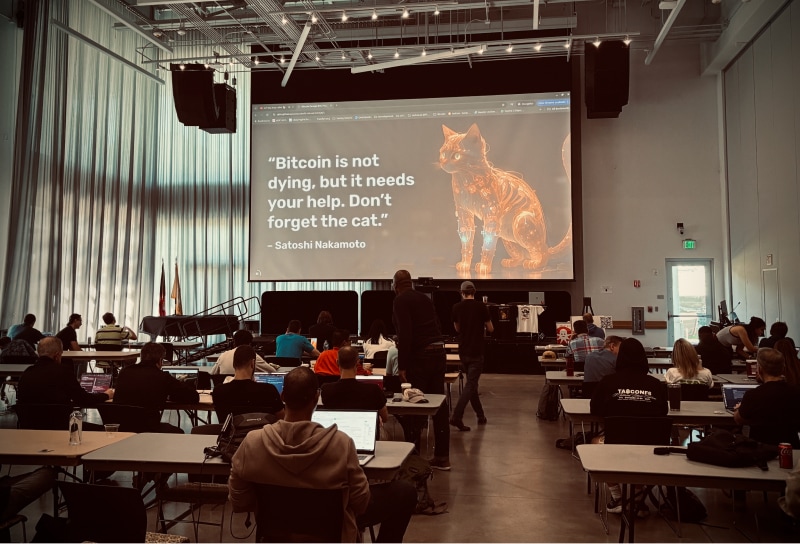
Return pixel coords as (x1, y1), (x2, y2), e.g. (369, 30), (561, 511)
(603, 416), (672, 446)
(316, 374), (340, 388)
(211, 374), (233, 388)
(197, 371), (211, 390)
(680, 383), (710, 401)
(254, 484), (344, 542)
(265, 356), (302, 368)
(58, 480), (147, 542)
(93, 343), (124, 352)
(371, 350), (388, 368)
(97, 403), (160, 433)
(13, 403), (73, 430)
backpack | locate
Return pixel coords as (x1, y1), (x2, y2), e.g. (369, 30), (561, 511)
(537, 384), (561, 421)
(397, 455), (447, 515)
(214, 412), (277, 463)
(686, 429), (778, 470)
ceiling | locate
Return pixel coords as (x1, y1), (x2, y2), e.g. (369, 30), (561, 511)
(89, 0), (774, 78)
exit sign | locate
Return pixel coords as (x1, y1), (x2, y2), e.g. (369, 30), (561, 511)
(683, 239), (697, 249)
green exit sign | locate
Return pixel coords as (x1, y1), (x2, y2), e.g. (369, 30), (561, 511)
(683, 239), (697, 249)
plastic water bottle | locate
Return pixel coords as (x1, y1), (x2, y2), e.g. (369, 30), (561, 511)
(69, 408), (83, 445)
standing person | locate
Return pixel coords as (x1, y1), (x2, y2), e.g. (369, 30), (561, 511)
(8, 314), (44, 345)
(583, 313), (606, 339)
(95, 312), (137, 347)
(55, 314), (83, 352)
(309, 311), (335, 351)
(694, 326), (733, 375)
(665, 338), (713, 387)
(716, 316), (766, 359)
(449, 280), (493, 431)
(391, 269), (451, 470)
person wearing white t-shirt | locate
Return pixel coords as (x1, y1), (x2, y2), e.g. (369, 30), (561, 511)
(664, 338), (713, 387)
(211, 330), (275, 375)
(363, 319), (395, 359)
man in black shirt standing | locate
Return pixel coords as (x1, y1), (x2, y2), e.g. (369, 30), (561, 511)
(392, 269), (451, 470)
(450, 281), (493, 431)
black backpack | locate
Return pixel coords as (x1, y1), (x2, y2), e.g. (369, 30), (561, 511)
(537, 384), (561, 421)
(212, 412), (277, 463)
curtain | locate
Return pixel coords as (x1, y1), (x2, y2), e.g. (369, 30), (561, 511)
(3, 0), (378, 339)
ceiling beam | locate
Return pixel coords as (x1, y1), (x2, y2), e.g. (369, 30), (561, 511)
(645, 0), (686, 66)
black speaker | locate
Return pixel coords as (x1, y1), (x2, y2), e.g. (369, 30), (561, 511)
(585, 40), (629, 119)
(201, 84), (236, 134)
(171, 65), (219, 127)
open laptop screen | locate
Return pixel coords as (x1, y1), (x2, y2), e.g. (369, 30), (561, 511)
(254, 372), (286, 393)
(722, 384), (759, 411)
(311, 410), (378, 453)
(162, 367), (199, 388)
(79, 373), (112, 393)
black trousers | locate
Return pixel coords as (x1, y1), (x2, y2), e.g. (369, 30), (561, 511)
(404, 348), (450, 458)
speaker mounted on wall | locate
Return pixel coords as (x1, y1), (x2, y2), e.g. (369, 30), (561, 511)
(171, 64), (236, 134)
(584, 40), (629, 119)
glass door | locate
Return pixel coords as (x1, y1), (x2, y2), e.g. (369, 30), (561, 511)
(666, 259), (714, 344)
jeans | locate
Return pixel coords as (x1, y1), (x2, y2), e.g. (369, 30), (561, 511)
(404, 348), (450, 458)
(359, 481), (416, 542)
(452, 355), (485, 421)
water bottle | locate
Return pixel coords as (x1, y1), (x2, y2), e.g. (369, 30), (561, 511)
(69, 408), (83, 445)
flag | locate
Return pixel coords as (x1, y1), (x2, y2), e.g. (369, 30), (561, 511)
(158, 263), (166, 316)
(171, 261), (183, 316)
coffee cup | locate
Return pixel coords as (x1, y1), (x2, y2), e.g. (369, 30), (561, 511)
(667, 383), (681, 411)
(401, 382), (412, 391)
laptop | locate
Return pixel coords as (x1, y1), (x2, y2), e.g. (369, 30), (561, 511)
(162, 366), (199, 388)
(254, 372), (286, 393)
(355, 375), (384, 391)
(722, 383), (760, 413)
(312, 409), (378, 466)
(79, 373), (112, 394)
(308, 337), (318, 350)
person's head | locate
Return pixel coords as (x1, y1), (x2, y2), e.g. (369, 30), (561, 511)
(604, 335), (624, 355)
(745, 316), (767, 340)
(337, 346), (359, 372)
(232, 329), (254, 347)
(392, 269), (412, 294)
(672, 338), (702, 378)
(286, 320), (302, 333)
(102, 312), (115, 325)
(768, 321), (788, 339)
(697, 326), (715, 343)
(37, 337), (63, 360)
(614, 338), (649, 374)
(572, 320), (588, 335)
(775, 338), (800, 387)
(756, 347), (784, 379)
(233, 345), (257, 375)
(460, 281), (476, 299)
(583, 313), (594, 324)
(367, 319), (387, 344)
(316, 311), (333, 325)
(68, 313), (82, 329)
(23, 313), (36, 326)
(282, 367), (319, 413)
(330, 329), (350, 349)
(140, 342), (166, 367)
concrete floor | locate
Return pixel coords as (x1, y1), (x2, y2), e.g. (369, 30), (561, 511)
(2, 372), (798, 542)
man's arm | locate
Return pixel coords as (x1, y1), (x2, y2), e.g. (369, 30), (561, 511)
(378, 405), (389, 423)
(484, 319), (494, 334)
(123, 326), (137, 341)
(732, 325), (757, 355)
(69, 341), (81, 351)
(228, 438), (258, 513)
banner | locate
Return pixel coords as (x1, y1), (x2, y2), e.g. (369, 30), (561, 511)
(158, 263), (166, 316)
(171, 262), (183, 316)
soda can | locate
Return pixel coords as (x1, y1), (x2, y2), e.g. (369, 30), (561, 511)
(779, 443), (793, 469)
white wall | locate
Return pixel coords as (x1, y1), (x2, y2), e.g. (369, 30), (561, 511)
(581, 44), (725, 346)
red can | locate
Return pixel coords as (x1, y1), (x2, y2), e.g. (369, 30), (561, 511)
(779, 443), (794, 469)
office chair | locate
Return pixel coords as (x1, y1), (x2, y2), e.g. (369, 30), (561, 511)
(371, 350), (388, 368)
(254, 484), (344, 542)
(265, 356), (302, 368)
(679, 383), (710, 401)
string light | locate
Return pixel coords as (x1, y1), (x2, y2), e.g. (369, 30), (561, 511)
(402, 8), (409, 18)
(394, 49), (400, 58)
(534, 42), (542, 51)
(372, 10), (378, 20)
(623, 35), (632, 45)
(593, 37), (601, 48)
(341, 11), (348, 22)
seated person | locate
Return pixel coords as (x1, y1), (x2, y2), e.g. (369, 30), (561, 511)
(313, 329), (350, 378)
(694, 326), (733, 375)
(94, 312), (137, 347)
(0, 466), (57, 541)
(55, 313), (82, 352)
(8, 314), (44, 346)
(734, 347), (800, 448)
(212, 345), (284, 422)
(211, 330), (275, 376)
(385, 345), (399, 376)
(113, 342), (199, 433)
(582, 335), (623, 398)
(320, 346), (388, 423)
(583, 313), (606, 339)
(228, 367), (416, 543)
(758, 321), (793, 349)
(665, 338), (713, 387)
(591, 337), (668, 516)
(775, 339), (800, 387)
(17, 337), (114, 412)
(566, 320), (604, 371)
(362, 319), (395, 360)
(0, 338), (37, 364)
(275, 320), (320, 359)
(308, 311), (336, 352)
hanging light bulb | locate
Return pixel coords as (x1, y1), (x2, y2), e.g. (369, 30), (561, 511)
(434, 6), (440, 16)
(534, 42), (542, 52)
(372, 10), (378, 20)
(179, 63), (185, 70)
(394, 49), (399, 58)
(593, 37), (601, 48)
(281, 15), (287, 25)
(506, 44), (514, 53)
(311, 13), (318, 23)
(341, 50), (346, 59)
(367, 50), (373, 60)
(341, 11), (348, 22)
(315, 52), (320, 61)
(564, 40), (571, 49)
(177, 21), (186, 36)
(402, 8), (410, 18)
(623, 35), (632, 46)
(421, 48), (427, 56)
(253, 57), (260, 65)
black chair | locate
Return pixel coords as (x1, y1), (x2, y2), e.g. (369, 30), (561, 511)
(97, 404), (160, 433)
(197, 371), (211, 390)
(254, 484), (344, 542)
(680, 383), (710, 401)
(371, 350), (388, 368)
(265, 356), (302, 368)
(210, 374), (233, 388)
(13, 403), (73, 430)
(58, 480), (188, 543)
(316, 374), (340, 388)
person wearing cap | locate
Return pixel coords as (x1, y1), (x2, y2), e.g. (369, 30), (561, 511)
(450, 280), (493, 431)
(391, 269), (451, 470)
(583, 313), (606, 339)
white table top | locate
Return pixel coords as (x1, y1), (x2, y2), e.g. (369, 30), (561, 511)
(536, 344), (567, 352)
(0, 363), (33, 377)
(578, 443), (794, 492)
(385, 393), (446, 416)
(560, 398), (734, 425)
(0, 429), (135, 466)
(62, 350), (140, 361)
(716, 373), (759, 385)
(545, 370), (585, 384)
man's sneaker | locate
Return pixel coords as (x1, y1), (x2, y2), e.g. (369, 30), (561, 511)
(449, 418), (471, 432)
(477, 417), (488, 425)
(429, 457), (451, 471)
(606, 498), (623, 514)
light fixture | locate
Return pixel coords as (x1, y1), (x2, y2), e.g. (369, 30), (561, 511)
(593, 37), (601, 48)
(394, 48), (399, 58)
(203, 62), (209, 68)
(623, 35), (632, 45)
(281, 15), (287, 25)
(179, 63), (185, 70)
(311, 13), (318, 23)
(402, 8), (410, 18)
(341, 50), (346, 59)
(176, 22), (186, 36)
(478, 44), (484, 54)
(434, 6), (440, 16)
(253, 57), (260, 65)
(677, 222), (684, 235)
(315, 52), (320, 61)
(367, 50), (373, 59)
(564, 40), (571, 49)
(421, 48), (427, 56)
(228, 58), (233, 65)
(232, 76), (237, 86)
(153, 29), (163, 38)
(341, 11), (348, 22)
(506, 44), (514, 53)
(280, 55), (285, 64)
(372, 10), (378, 20)
(534, 42), (542, 51)
(352, 45), (484, 74)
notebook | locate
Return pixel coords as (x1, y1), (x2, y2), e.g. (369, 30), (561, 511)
(312, 409), (378, 466)
(162, 366), (199, 388)
(722, 383), (759, 413)
(355, 375), (384, 391)
(253, 372), (286, 393)
(79, 373), (112, 394)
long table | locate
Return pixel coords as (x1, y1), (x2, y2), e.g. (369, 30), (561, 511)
(578, 443), (796, 542)
(0, 428), (135, 467)
(560, 398), (734, 427)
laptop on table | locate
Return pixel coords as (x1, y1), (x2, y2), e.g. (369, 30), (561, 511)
(311, 409), (378, 466)
(79, 373), (112, 394)
(355, 375), (384, 391)
(253, 372), (287, 393)
(722, 383), (759, 413)
(162, 366), (199, 389)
